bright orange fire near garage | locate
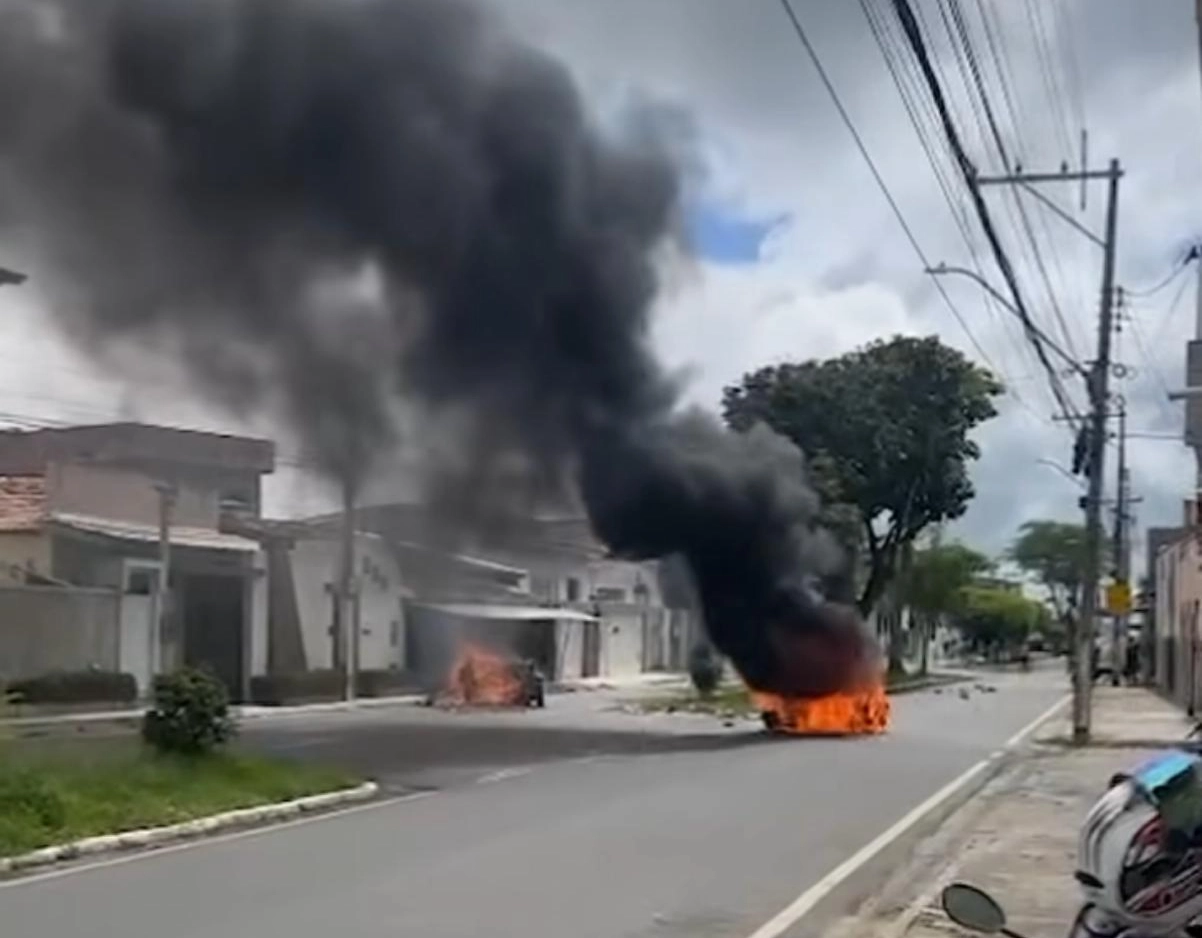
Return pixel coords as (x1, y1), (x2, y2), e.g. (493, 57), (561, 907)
(751, 680), (891, 736)
(441, 643), (526, 707)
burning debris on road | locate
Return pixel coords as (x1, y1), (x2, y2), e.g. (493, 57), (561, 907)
(0, 0), (887, 732)
(753, 686), (890, 736)
(432, 643), (546, 710)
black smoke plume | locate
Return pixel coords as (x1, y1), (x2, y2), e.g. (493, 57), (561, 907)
(0, 0), (878, 696)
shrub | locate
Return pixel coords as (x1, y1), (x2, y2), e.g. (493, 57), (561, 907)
(141, 667), (236, 756)
(688, 643), (722, 698)
(6, 669), (137, 705)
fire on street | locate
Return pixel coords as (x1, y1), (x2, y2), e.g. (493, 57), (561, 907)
(0, 670), (1065, 938)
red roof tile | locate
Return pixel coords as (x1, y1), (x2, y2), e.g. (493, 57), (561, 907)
(0, 476), (46, 532)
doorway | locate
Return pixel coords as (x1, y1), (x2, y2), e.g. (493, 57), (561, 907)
(581, 619), (601, 678)
(182, 573), (246, 702)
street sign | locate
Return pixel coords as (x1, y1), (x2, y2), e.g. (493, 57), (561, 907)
(1106, 581), (1132, 615)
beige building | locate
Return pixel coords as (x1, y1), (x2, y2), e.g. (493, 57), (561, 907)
(0, 423), (273, 699)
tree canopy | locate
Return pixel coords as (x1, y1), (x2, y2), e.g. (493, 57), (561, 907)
(897, 541), (992, 673)
(1008, 520), (1097, 618)
(721, 335), (1002, 614)
(954, 585), (1046, 657)
(899, 542), (992, 619)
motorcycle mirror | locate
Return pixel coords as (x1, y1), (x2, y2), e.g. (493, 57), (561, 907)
(941, 883), (1009, 934)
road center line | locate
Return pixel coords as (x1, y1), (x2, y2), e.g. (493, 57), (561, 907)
(0, 790), (438, 891)
(741, 694), (1070, 938)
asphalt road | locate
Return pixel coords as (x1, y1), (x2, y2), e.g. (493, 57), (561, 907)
(0, 668), (1066, 938)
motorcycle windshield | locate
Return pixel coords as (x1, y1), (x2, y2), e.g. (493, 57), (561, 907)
(1130, 751), (1202, 842)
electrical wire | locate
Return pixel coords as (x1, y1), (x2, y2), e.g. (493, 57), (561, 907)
(934, 0), (1082, 397)
(858, 0), (1050, 419)
(1147, 272), (1194, 348)
(1051, 0), (1087, 144)
(888, 0), (1084, 427)
(1125, 246), (1199, 299)
(775, 0), (1002, 377)
(1022, 0), (1074, 162)
(945, 0), (1080, 363)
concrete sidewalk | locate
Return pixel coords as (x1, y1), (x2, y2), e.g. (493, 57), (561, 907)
(828, 687), (1194, 938)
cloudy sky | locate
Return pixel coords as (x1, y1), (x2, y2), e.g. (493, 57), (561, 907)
(0, 0), (1199, 571)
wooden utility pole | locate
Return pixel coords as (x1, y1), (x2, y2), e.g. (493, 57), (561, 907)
(976, 159), (1123, 744)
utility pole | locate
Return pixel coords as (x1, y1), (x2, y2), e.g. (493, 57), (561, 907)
(337, 475), (358, 704)
(1078, 160), (1122, 740)
(974, 158), (1123, 744)
(1110, 400), (1129, 686)
(154, 481), (177, 678)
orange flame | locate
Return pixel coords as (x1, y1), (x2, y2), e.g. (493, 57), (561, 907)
(441, 642), (526, 707)
(751, 680), (891, 736)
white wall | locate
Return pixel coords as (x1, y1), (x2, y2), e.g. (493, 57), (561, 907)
(290, 534), (406, 672)
(555, 620), (584, 680)
(356, 538), (406, 671)
(601, 608), (645, 677)
(587, 558), (662, 606)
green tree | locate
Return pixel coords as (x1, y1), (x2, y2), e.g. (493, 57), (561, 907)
(898, 542), (992, 673)
(955, 585), (1043, 659)
(722, 335), (1002, 622)
(1008, 520), (1092, 616)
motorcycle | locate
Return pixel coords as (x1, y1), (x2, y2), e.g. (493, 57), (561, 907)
(939, 882), (1202, 938)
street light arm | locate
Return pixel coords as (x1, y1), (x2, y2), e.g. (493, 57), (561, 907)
(926, 264), (1085, 376)
(1036, 458), (1086, 489)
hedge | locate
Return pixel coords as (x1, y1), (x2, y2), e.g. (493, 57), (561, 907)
(5, 670), (138, 705)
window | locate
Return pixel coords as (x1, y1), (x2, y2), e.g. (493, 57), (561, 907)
(125, 569), (159, 595)
(389, 620), (401, 648)
(565, 577), (581, 602)
(594, 586), (626, 602)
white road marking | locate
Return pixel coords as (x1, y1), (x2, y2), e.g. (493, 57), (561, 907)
(741, 693), (1070, 938)
(0, 790), (438, 890)
(476, 766), (533, 785)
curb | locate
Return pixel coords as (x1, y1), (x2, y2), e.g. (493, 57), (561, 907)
(0, 781), (379, 875)
(748, 694), (1071, 938)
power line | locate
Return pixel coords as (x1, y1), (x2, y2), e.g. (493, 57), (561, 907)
(944, 0), (1080, 362)
(775, 0), (1001, 376)
(859, 0), (1037, 404)
(1022, 0), (1074, 162)
(888, 0), (1084, 426)
(1052, 0), (1087, 142)
(1147, 271), (1194, 348)
(934, 0), (1082, 395)
(1125, 246), (1199, 298)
